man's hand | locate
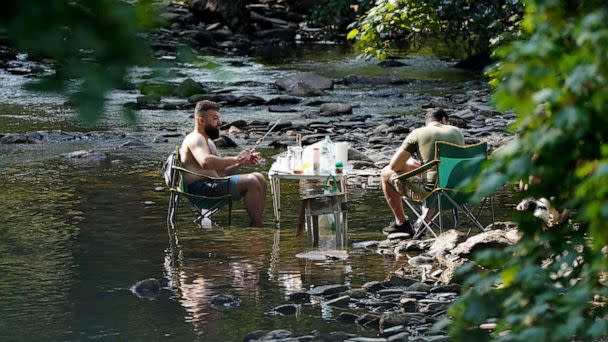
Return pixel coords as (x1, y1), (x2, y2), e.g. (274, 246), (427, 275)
(236, 150), (262, 166)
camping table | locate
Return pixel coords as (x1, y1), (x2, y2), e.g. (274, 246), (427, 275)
(268, 165), (346, 226)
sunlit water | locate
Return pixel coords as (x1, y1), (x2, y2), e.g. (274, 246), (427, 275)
(0, 44), (517, 341)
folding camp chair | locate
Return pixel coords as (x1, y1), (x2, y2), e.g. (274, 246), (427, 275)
(166, 147), (233, 229)
(397, 141), (494, 239)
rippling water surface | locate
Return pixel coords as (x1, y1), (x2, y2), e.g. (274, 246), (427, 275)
(0, 45), (515, 341)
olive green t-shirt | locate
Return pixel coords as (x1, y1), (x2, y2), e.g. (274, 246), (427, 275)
(400, 121), (465, 185)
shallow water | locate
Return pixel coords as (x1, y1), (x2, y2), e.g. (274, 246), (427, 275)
(0, 44), (516, 341)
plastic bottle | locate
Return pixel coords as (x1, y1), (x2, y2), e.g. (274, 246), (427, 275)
(312, 147), (321, 174)
(320, 135), (335, 174)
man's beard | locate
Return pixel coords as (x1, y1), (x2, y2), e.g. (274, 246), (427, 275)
(204, 125), (220, 139)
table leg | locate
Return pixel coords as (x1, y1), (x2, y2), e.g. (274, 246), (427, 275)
(269, 175), (279, 225)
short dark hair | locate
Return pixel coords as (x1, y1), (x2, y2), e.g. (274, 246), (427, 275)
(425, 108), (449, 122)
(194, 100), (219, 118)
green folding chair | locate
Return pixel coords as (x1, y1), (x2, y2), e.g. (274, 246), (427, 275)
(166, 147), (233, 229)
(397, 141), (494, 239)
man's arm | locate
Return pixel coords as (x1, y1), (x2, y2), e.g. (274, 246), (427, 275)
(389, 148), (412, 172)
(219, 151), (262, 176)
(190, 138), (242, 172)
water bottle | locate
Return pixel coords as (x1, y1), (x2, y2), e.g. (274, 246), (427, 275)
(320, 135), (335, 174)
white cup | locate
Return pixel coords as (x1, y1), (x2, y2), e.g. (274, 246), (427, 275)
(335, 142), (349, 164)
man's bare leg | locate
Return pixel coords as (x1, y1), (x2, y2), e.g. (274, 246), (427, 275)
(237, 172), (266, 227)
(380, 166), (407, 224)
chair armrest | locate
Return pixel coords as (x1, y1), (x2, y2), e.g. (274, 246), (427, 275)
(172, 166), (231, 180)
(394, 160), (439, 180)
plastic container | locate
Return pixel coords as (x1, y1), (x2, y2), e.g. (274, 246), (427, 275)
(334, 142), (349, 164)
(290, 146), (303, 174)
(312, 147), (321, 174)
(320, 136), (335, 174)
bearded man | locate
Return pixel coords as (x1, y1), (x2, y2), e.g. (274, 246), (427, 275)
(180, 100), (266, 227)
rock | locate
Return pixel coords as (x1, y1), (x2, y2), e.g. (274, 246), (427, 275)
(276, 72), (334, 91)
(387, 332), (410, 341)
(347, 288), (368, 299)
(154, 187), (165, 192)
(268, 105), (297, 112)
(130, 278), (161, 299)
(380, 310), (408, 329)
(136, 95), (161, 109)
(428, 230), (461, 257)
(188, 93), (237, 104)
(271, 304), (297, 315)
(260, 329), (293, 340)
(407, 282), (431, 293)
(209, 294), (241, 308)
(325, 295), (350, 307)
(269, 121), (293, 131)
(221, 120), (248, 130)
(383, 276), (416, 288)
(430, 284), (460, 294)
(62, 150), (107, 161)
(236, 95), (266, 106)
(399, 297), (417, 312)
(253, 28), (296, 41)
(265, 96), (301, 105)
(288, 81), (325, 97)
(451, 229), (519, 258)
(213, 135), (239, 148)
(362, 281), (384, 293)
(387, 232), (411, 240)
(378, 60), (407, 68)
(120, 138), (148, 148)
(295, 250), (348, 261)
(288, 292), (311, 304)
(338, 312), (359, 323)
(409, 336), (450, 342)
(0, 132), (43, 144)
(319, 103), (352, 117)
(352, 240), (379, 249)
(342, 75), (410, 85)
(243, 330), (268, 341)
(356, 313), (381, 329)
(308, 284), (349, 296)
(407, 256), (435, 267)
(174, 78), (207, 98)
(192, 30), (217, 47)
(348, 149), (374, 162)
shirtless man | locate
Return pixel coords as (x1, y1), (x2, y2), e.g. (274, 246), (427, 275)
(180, 100), (266, 227)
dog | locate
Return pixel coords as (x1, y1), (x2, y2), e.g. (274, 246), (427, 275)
(516, 197), (568, 227)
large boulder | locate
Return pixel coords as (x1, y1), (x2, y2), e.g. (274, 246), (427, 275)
(174, 78), (208, 98)
(428, 230), (463, 257)
(451, 229), (520, 258)
(276, 72), (334, 92)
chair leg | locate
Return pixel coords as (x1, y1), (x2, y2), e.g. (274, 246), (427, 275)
(437, 193), (443, 233)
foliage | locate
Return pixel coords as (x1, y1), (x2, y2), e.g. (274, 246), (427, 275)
(0, 0), (159, 125)
(433, 0), (524, 57)
(308, 0), (374, 38)
(448, 1), (608, 341)
(347, 0), (523, 59)
(347, 0), (441, 59)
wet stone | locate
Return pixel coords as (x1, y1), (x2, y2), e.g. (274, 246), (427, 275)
(407, 282), (431, 293)
(347, 288), (368, 299)
(209, 294), (241, 309)
(244, 330), (268, 341)
(356, 313), (381, 328)
(261, 329), (293, 340)
(130, 278), (161, 299)
(384, 276), (417, 288)
(268, 105), (297, 113)
(430, 284), (460, 294)
(338, 312), (359, 323)
(325, 295), (350, 307)
(387, 332), (410, 341)
(308, 284), (349, 296)
(288, 292), (311, 304)
(381, 325), (407, 338)
(362, 281), (384, 293)
(271, 304), (297, 315)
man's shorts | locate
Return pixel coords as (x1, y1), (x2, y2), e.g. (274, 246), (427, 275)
(388, 170), (432, 202)
(186, 175), (243, 201)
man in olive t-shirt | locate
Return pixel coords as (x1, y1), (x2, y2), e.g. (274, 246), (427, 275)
(380, 109), (464, 236)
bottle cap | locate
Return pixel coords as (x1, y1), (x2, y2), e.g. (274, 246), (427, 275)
(335, 161), (344, 167)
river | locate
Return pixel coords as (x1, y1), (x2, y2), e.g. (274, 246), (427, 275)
(0, 44), (516, 341)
